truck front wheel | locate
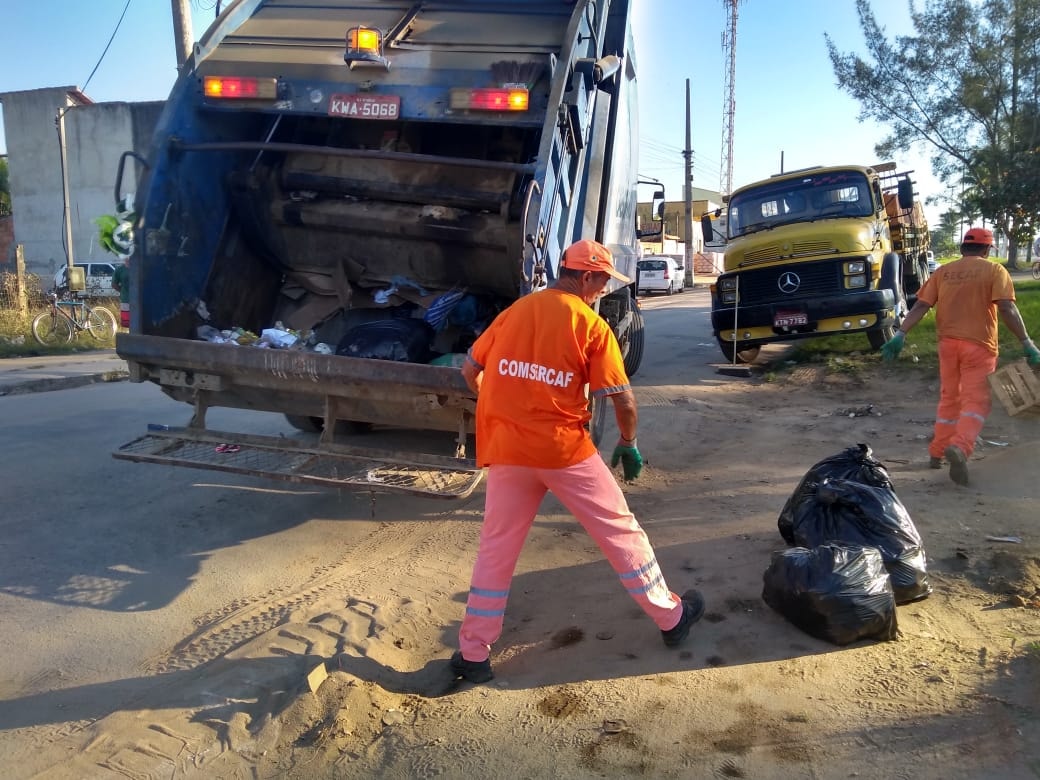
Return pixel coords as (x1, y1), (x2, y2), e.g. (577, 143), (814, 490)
(716, 337), (760, 364)
(867, 325), (895, 351)
(869, 253), (907, 351)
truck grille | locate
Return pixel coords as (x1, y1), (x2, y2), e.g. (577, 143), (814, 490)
(733, 261), (843, 307)
(744, 240), (835, 264)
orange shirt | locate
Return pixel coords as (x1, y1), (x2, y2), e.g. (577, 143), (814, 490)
(467, 288), (630, 468)
(916, 255), (1015, 355)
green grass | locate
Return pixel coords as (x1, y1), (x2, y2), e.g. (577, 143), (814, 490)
(0, 303), (118, 358)
(779, 276), (1040, 372)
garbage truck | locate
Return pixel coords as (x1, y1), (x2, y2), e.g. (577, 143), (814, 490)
(703, 162), (929, 363)
(113, 0), (646, 499)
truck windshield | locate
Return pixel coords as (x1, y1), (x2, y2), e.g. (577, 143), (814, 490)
(727, 170), (873, 238)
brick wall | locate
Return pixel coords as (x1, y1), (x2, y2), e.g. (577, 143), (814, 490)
(693, 251), (724, 276)
(0, 215), (13, 267)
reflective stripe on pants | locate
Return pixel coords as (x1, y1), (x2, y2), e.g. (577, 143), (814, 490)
(458, 453), (683, 662)
(930, 337), (996, 459)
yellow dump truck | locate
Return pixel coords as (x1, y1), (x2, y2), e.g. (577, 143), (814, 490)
(704, 163), (929, 363)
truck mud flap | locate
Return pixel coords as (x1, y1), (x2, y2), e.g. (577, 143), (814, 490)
(113, 428), (483, 500)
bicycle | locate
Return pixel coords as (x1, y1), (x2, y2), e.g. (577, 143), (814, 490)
(31, 291), (118, 346)
(1032, 259), (1040, 281)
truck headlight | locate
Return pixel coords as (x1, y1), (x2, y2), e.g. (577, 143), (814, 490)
(847, 274), (867, 288)
(719, 278), (737, 291)
(721, 291), (737, 303)
(845, 261), (866, 274)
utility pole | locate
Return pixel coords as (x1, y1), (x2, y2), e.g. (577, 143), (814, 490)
(171, 0), (194, 69)
(56, 108), (75, 272)
(683, 79), (694, 285)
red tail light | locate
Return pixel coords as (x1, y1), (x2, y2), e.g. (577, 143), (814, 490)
(449, 87), (529, 111)
(203, 76), (277, 100)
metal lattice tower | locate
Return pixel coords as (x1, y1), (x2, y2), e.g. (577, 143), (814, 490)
(719, 0), (740, 196)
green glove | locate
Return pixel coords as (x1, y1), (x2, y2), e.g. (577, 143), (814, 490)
(880, 331), (905, 361)
(610, 438), (643, 481)
(1024, 338), (1040, 367)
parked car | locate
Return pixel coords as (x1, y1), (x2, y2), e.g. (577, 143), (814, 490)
(637, 256), (683, 295)
(52, 262), (118, 298)
(925, 250), (937, 273)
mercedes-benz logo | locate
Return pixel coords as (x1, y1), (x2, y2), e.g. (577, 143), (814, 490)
(778, 272), (801, 294)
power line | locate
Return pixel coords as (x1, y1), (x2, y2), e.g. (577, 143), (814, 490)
(82, 0), (134, 93)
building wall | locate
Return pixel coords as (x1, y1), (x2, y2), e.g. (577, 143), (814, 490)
(0, 88), (162, 279)
(0, 87), (75, 277)
(65, 102), (162, 265)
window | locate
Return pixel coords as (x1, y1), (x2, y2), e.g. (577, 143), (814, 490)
(638, 259), (668, 271)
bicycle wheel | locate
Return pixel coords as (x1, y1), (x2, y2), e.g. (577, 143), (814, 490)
(1032, 262), (1040, 281)
(85, 305), (117, 340)
(32, 311), (74, 346)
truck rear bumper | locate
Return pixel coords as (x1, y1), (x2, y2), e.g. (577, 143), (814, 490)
(115, 334), (482, 497)
(117, 334), (476, 434)
(711, 289), (897, 345)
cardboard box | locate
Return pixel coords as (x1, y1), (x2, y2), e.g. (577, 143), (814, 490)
(989, 359), (1040, 416)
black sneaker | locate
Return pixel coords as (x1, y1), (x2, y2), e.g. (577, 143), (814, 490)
(450, 651), (494, 683)
(661, 589), (705, 648)
(929, 456), (943, 469)
(944, 445), (969, 486)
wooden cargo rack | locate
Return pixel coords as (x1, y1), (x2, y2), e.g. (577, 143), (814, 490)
(988, 359), (1040, 417)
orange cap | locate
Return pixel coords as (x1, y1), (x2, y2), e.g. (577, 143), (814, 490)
(963, 227), (994, 246)
(560, 239), (631, 283)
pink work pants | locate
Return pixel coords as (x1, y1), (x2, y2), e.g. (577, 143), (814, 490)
(458, 453), (683, 663)
(930, 337), (997, 459)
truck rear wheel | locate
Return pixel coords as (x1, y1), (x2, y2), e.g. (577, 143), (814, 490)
(284, 415), (373, 435)
(588, 394), (609, 448)
(622, 299), (645, 377)
(903, 254), (929, 302)
(716, 337), (760, 364)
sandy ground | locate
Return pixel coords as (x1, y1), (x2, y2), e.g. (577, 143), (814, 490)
(5, 348), (1040, 778)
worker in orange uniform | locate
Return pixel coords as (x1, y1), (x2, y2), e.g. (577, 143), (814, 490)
(882, 227), (1040, 485)
(450, 239), (704, 684)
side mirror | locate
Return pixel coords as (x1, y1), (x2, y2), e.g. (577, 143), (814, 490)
(897, 178), (915, 210)
(701, 214), (714, 239)
(653, 189), (666, 221)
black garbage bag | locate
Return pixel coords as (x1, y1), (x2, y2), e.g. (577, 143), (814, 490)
(778, 444), (891, 544)
(337, 318), (434, 363)
(786, 477), (931, 604)
(762, 543), (899, 646)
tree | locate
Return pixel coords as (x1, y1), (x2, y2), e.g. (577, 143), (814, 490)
(826, 0), (1040, 269)
(0, 157), (10, 216)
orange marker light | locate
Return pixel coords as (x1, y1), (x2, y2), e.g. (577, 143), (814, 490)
(347, 27), (381, 53)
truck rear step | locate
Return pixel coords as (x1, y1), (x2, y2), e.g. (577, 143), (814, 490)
(114, 428), (483, 499)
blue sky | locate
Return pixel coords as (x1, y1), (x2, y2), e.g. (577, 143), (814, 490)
(0, 0), (945, 223)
